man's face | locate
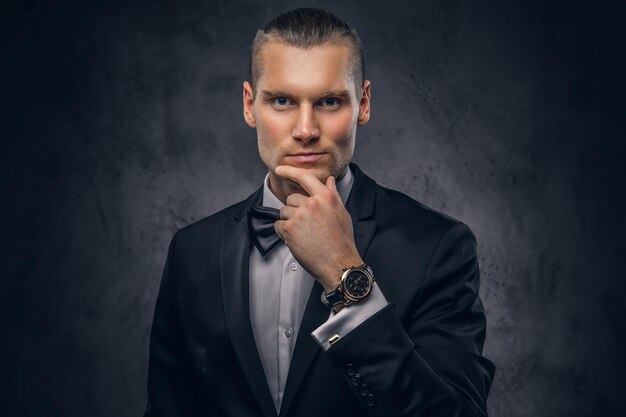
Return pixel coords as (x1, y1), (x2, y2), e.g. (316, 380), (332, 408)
(243, 41), (370, 196)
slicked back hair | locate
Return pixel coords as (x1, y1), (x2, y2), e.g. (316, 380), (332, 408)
(249, 8), (365, 97)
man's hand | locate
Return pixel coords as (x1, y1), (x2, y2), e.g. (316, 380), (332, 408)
(273, 165), (363, 292)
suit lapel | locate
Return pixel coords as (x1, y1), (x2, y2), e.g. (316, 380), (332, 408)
(278, 163), (378, 417)
(347, 163), (378, 259)
(220, 187), (277, 417)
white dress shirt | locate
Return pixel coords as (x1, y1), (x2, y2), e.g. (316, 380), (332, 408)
(249, 166), (388, 412)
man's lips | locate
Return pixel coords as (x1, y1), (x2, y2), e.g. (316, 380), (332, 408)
(285, 152), (326, 163)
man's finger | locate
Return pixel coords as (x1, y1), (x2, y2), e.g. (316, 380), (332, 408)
(274, 220), (286, 241)
(279, 205), (295, 220)
(275, 165), (327, 196)
(325, 175), (337, 193)
(286, 192), (307, 207)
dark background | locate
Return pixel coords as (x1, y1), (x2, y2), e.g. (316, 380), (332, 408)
(3, 0), (625, 416)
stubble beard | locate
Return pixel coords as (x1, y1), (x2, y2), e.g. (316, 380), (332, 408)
(260, 133), (355, 202)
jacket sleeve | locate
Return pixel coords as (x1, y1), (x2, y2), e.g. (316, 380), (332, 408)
(322, 222), (495, 417)
(144, 232), (208, 417)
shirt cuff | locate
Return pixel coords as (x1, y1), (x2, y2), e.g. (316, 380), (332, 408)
(311, 282), (388, 350)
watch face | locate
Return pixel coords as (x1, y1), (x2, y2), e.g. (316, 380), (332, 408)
(344, 270), (372, 299)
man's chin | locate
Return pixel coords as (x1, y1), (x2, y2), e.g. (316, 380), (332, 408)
(274, 166), (326, 195)
(304, 166), (333, 183)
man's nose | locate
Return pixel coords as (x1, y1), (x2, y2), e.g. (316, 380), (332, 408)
(292, 104), (320, 143)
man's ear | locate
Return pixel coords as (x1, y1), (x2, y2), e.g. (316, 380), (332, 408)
(357, 80), (371, 126)
(243, 81), (256, 128)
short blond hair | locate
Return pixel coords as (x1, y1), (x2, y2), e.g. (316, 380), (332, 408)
(249, 8), (365, 97)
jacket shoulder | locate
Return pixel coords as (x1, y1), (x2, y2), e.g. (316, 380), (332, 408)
(374, 184), (475, 242)
(378, 185), (461, 230)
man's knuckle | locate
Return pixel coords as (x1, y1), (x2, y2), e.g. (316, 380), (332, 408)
(295, 210), (308, 222)
(305, 199), (317, 209)
(321, 190), (334, 201)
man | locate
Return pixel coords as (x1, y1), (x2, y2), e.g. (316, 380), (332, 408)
(145, 8), (495, 417)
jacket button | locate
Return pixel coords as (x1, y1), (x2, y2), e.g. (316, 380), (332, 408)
(360, 384), (370, 396)
(351, 374), (361, 386)
(346, 364), (356, 376)
(366, 393), (375, 407)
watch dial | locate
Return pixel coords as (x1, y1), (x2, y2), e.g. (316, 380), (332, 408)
(345, 271), (370, 298)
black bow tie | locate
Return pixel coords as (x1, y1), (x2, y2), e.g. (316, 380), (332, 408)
(248, 205), (283, 257)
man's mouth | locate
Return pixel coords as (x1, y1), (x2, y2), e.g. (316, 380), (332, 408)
(286, 152), (326, 163)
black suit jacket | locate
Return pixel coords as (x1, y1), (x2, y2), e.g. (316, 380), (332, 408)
(145, 163), (495, 417)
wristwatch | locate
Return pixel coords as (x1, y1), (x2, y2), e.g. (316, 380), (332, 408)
(321, 264), (375, 309)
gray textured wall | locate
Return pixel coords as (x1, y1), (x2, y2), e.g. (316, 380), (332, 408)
(3, 0), (625, 416)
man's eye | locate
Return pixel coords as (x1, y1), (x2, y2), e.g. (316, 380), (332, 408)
(272, 97), (290, 106)
(320, 97), (340, 107)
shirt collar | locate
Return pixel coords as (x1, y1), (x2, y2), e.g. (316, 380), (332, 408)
(262, 166), (354, 210)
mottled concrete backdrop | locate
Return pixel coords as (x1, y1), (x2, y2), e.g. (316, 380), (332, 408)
(3, 0), (625, 416)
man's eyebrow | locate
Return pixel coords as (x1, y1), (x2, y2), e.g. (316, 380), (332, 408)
(319, 89), (351, 98)
(260, 89), (351, 98)
(260, 90), (292, 98)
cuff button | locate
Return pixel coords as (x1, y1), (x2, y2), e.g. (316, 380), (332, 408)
(346, 364), (356, 376)
(351, 374), (362, 386)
